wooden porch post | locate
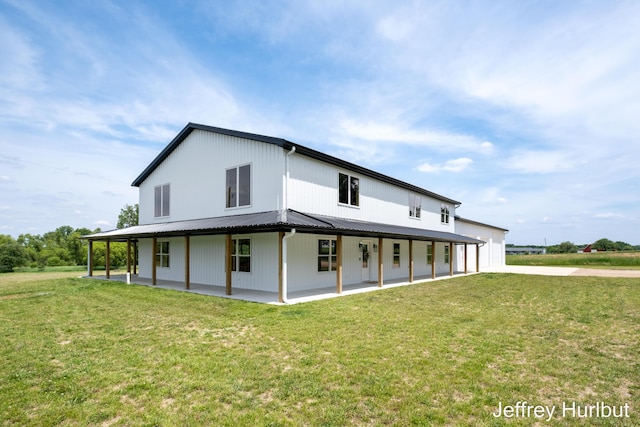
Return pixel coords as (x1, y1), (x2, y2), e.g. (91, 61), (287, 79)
(105, 241), (111, 279)
(88, 240), (94, 277)
(464, 243), (468, 274)
(126, 239), (131, 274)
(449, 242), (453, 276)
(431, 241), (436, 279)
(409, 239), (414, 283)
(225, 234), (232, 295)
(336, 235), (343, 294)
(278, 231), (284, 303)
(152, 237), (157, 286)
(184, 235), (190, 290)
(378, 237), (384, 287)
(476, 243), (480, 272)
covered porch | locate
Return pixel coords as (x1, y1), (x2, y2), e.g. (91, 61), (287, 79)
(83, 209), (484, 304)
(88, 270), (479, 305)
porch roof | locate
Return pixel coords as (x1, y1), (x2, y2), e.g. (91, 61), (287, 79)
(84, 210), (484, 244)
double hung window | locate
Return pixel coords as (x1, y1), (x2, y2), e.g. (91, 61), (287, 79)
(318, 239), (337, 272)
(444, 245), (450, 264)
(338, 173), (359, 206)
(409, 194), (422, 218)
(156, 241), (170, 267)
(226, 164), (251, 208)
(154, 184), (170, 217)
(393, 243), (401, 268)
(231, 239), (251, 272)
(441, 206), (450, 224)
(427, 244), (433, 264)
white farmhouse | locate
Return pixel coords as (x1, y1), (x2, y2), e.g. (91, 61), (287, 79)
(86, 123), (507, 302)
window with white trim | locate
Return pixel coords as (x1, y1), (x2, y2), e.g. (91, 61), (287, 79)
(444, 245), (450, 264)
(231, 238), (251, 272)
(154, 184), (170, 217)
(338, 173), (359, 206)
(441, 206), (450, 224)
(156, 241), (170, 267)
(226, 164), (251, 208)
(427, 244), (433, 264)
(409, 194), (422, 218)
(393, 243), (401, 268)
(318, 239), (337, 272)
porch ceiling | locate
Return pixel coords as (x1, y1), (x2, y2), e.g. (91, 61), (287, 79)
(83, 209), (484, 245)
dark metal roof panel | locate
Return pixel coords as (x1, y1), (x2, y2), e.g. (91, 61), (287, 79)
(84, 210), (484, 244)
(455, 215), (509, 232)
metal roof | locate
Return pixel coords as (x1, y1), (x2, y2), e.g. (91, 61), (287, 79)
(455, 215), (509, 232)
(84, 210), (484, 244)
(131, 123), (461, 205)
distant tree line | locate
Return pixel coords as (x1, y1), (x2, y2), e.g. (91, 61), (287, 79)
(0, 204), (138, 273)
(508, 238), (640, 254)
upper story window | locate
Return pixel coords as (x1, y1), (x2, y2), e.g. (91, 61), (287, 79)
(409, 194), (422, 218)
(338, 173), (359, 206)
(154, 184), (170, 217)
(226, 164), (251, 208)
(441, 206), (450, 224)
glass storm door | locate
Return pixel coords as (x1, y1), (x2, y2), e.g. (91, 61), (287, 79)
(360, 240), (371, 282)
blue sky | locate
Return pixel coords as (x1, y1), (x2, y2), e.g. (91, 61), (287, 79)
(1, 0), (639, 245)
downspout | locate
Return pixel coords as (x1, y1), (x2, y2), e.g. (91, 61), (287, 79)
(281, 228), (296, 303)
(283, 146), (296, 222)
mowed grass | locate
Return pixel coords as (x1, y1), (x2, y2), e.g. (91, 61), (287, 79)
(1, 273), (639, 426)
(508, 251), (640, 269)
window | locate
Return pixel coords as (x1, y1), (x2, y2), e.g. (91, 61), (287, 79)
(226, 164), (251, 208)
(441, 206), (450, 224)
(338, 173), (359, 206)
(393, 243), (401, 268)
(156, 241), (170, 267)
(231, 239), (251, 272)
(427, 244), (433, 264)
(409, 194), (422, 218)
(444, 245), (450, 264)
(318, 239), (337, 272)
(154, 184), (170, 217)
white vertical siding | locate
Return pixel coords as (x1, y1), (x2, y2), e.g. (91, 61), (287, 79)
(137, 233), (280, 292)
(454, 220), (507, 268)
(288, 155), (456, 232)
(138, 130), (285, 225)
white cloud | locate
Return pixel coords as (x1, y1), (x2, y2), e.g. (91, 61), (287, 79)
(595, 212), (623, 219)
(417, 157), (472, 173)
(506, 150), (574, 174)
(339, 120), (491, 152)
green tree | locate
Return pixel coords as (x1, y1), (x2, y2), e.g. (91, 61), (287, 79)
(547, 241), (577, 254)
(92, 242), (128, 269)
(593, 238), (616, 251)
(0, 235), (28, 272)
(117, 204), (139, 228)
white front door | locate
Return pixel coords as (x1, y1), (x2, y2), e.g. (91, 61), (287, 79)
(360, 240), (371, 282)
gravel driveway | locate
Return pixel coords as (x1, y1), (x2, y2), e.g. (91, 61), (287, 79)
(486, 265), (640, 278)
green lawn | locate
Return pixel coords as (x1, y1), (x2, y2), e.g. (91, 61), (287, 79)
(507, 251), (640, 269)
(1, 273), (638, 426)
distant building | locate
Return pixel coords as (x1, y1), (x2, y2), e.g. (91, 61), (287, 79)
(506, 247), (546, 255)
(578, 244), (598, 253)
